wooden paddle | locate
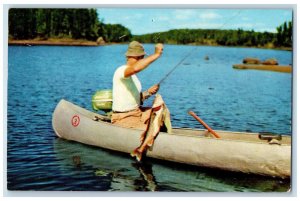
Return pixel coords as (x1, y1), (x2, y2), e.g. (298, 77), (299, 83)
(188, 111), (221, 138)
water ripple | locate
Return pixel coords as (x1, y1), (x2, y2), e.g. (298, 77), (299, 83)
(7, 45), (292, 191)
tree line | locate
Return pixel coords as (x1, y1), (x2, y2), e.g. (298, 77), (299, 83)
(8, 8), (131, 42)
(133, 23), (292, 48)
(276, 21), (292, 47)
(8, 8), (292, 48)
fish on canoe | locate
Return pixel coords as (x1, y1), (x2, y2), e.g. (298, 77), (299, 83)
(131, 94), (172, 162)
(52, 99), (291, 178)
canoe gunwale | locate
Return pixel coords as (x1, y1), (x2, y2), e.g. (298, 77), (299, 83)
(90, 113), (291, 146)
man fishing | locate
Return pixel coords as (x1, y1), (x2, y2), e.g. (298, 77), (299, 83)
(111, 41), (171, 161)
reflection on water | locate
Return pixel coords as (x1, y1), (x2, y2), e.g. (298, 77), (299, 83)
(132, 162), (157, 191)
(53, 138), (290, 192)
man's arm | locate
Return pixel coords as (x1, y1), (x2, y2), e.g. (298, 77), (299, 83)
(124, 44), (164, 77)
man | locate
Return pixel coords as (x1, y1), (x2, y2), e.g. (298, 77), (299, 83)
(111, 41), (163, 129)
(112, 41), (172, 161)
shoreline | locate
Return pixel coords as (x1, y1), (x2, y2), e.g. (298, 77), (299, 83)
(8, 39), (100, 46)
(8, 39), (292, 51)
(233, 64), (292, 73)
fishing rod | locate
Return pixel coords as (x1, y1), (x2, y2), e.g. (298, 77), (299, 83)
(158, 46), (197, 85)
(154, 9), (243, 85)
(150, 17), (197, 85)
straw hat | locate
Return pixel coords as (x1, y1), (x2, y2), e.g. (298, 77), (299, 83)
(125, 41), (146, 57)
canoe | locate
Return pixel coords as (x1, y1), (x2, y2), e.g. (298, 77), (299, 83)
(52, 99), (291, 178)
(233, 64), (292, 73)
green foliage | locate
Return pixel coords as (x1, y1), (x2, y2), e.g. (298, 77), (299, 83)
(275, 21), (292, 47)
(8, 8), (132, 42)
(133, 24), (292, 48)
(98, 23), (132, 43)
(8, 9), (292, 49)
(9, 9), (37, 39)
(133, 28), (286, 48)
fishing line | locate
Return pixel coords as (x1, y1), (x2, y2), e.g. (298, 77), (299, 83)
(150, 14), (196, 85)
(158, 46), (197, 85)
(151, 18), (162, 43)
(217, 10), (242, 30)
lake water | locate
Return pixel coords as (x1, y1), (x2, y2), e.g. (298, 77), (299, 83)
(7, 44), (292, 192)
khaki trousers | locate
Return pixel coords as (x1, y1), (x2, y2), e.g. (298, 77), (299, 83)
(111, 107), (152, 130)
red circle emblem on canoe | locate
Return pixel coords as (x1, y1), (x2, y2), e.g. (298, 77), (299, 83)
(71, 115), (80, 127)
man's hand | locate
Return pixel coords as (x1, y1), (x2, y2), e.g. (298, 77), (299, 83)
(155, 43), (164, 56)
(148, 84), (160, 95)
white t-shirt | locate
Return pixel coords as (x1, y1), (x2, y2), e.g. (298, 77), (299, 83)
(112, 65), (142, 112)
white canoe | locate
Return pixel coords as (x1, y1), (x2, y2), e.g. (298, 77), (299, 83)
(52, 99), (291, 178)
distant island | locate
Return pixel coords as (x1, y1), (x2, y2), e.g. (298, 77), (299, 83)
(8, 9), (292, 50)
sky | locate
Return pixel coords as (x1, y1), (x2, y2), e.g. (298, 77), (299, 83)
(97, 8), (293, 35)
